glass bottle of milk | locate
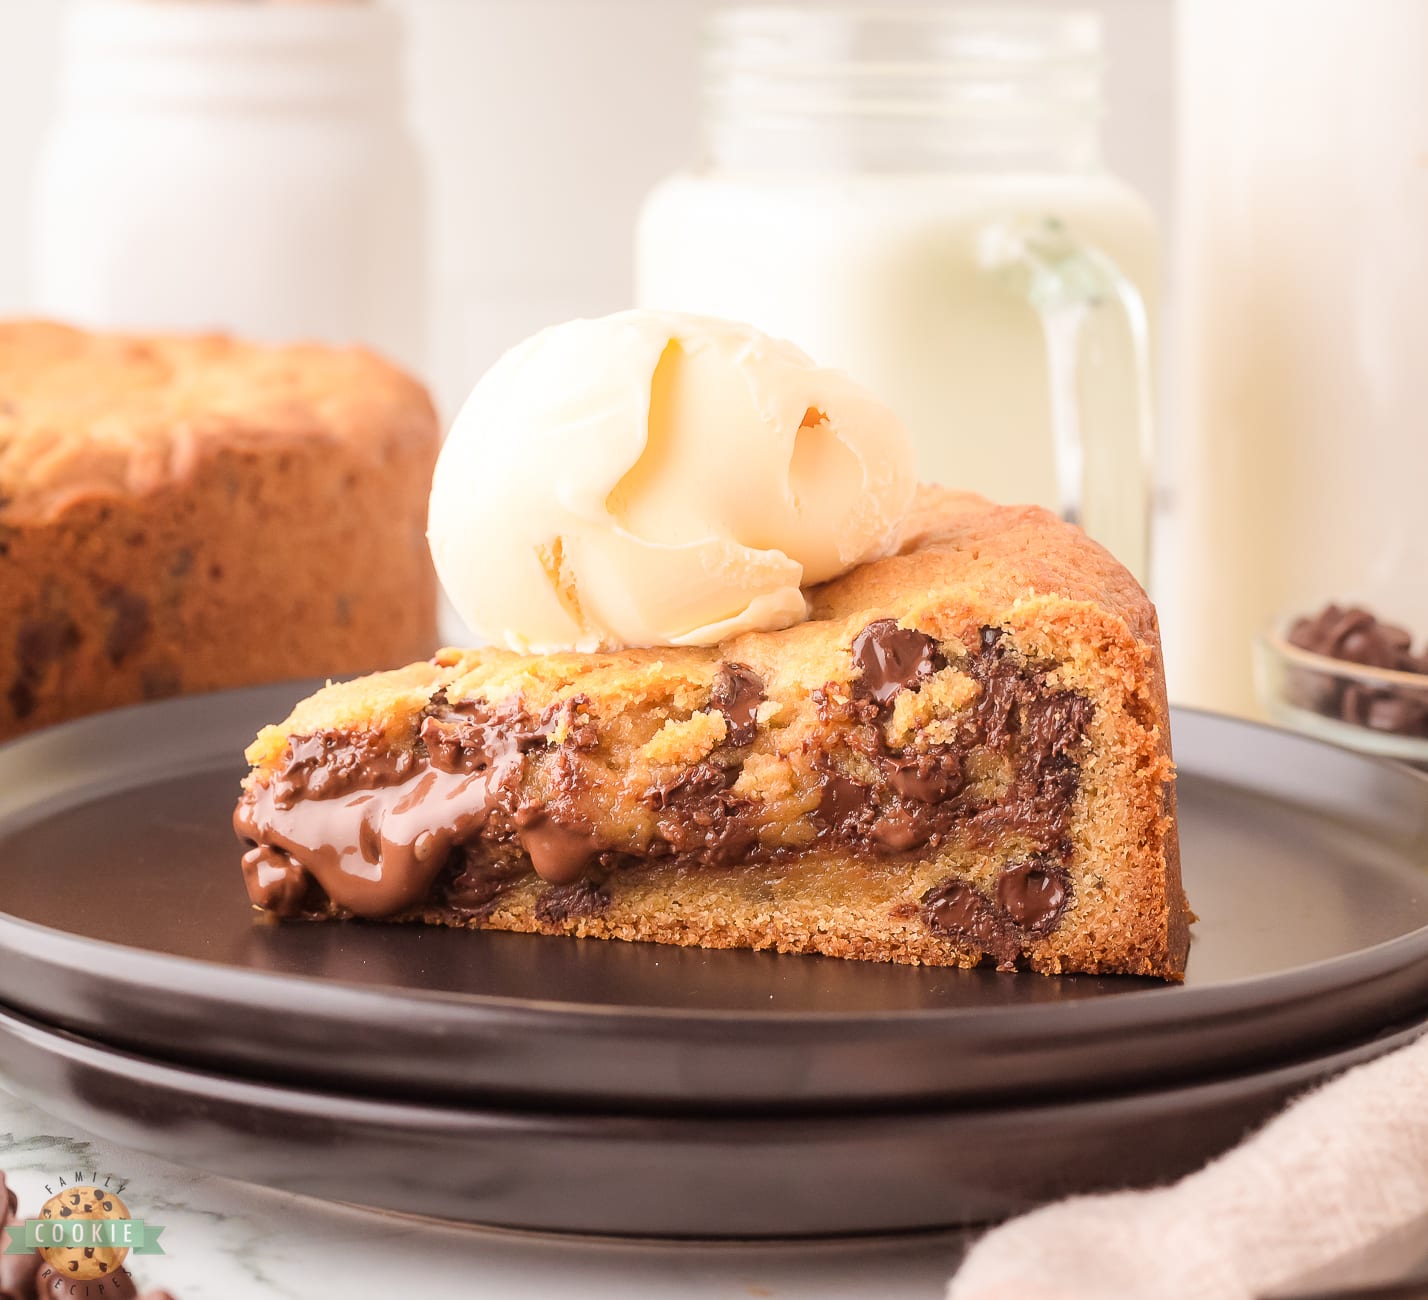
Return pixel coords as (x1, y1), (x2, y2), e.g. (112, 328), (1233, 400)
(637, 7), (1157, 582)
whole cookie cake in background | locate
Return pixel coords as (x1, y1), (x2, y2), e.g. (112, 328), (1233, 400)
(0, 321), (439, 742)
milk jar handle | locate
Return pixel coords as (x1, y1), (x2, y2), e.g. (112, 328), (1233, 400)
(979, 216), (1154, 579)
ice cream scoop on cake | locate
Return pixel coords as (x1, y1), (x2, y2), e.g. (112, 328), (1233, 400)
(235, 311), (1188, 979)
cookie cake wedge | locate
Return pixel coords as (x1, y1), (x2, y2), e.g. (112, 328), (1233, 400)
(234, 312), (1187, 979)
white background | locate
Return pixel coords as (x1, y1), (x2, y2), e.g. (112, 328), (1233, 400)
(0, 0), (1174, 417)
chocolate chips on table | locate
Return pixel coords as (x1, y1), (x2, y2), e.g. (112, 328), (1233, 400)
(1286, 603), (1428, 739)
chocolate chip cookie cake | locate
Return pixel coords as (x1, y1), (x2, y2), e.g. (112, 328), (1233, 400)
(236, 483), (1187, 979)
(0, 321), (438, 741)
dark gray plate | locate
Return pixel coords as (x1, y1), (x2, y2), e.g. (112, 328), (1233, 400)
(0, 1001), (1420, 1237)
(1, 684), (1427, 1112)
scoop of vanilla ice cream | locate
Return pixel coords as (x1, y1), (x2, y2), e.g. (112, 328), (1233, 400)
(427, 311), (917, 654)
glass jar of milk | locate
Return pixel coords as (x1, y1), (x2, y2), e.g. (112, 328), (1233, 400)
(637, 7), (1157, 581)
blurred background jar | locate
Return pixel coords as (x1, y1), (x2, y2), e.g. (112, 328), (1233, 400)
(29, 0), (427, 376)
(637, 5), (1158, 583)
(1170, 0), (1428, 747)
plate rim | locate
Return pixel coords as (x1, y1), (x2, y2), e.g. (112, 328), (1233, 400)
(1, 997), (1424, 1238)
(4, 686), (1428, 1110)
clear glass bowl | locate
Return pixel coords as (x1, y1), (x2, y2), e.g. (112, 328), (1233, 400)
(1255, 621), (1428, 767)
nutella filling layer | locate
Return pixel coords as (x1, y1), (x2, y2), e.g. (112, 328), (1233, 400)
(235, 627), (1094, 926)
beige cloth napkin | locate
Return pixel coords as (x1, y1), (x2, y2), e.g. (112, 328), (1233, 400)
(948, 1031), (1428, 1300)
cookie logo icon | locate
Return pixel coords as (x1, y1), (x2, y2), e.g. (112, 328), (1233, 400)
(37, 1186), (130, 1280)
(4, 1169), (165, 1293)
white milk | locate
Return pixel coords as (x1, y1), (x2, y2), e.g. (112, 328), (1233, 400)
(1169, 0), (1428, 714)
(636, 9), (1158, 581)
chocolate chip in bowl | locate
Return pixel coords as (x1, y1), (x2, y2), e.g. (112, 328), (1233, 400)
(1256, 603), (1428, 765)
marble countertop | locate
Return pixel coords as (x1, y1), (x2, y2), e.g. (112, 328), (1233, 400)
(0, 1086), (967, 1299)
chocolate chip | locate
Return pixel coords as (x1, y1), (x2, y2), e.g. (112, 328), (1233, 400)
(8, 610), (87, 718)
(851, 620), (942, 708)
(15, 614), (80, 681)
(1285, 663), (1341, 715)
(515, 807), (600, 884)
(1289, 604), (1420, 671)
(645, 761), (726, 812)
(441, 854), (527, 918)
(420, 707), (525, 776)
(535, 878), (610, 925)
(99, 588), (149, 665)
(869, 807), (929, 852)
(709, 662), (764, 746)
(996, 859), (1071, 934)
(814, 769), (872, 833)
(421, 695), (592, 776)
(813, 629), (1092, 854)
(6, 679), (35, 720)
(1361, 690), (1428, 735)
(882, 750), (963, 803)
(537, 695), (599, 751)
(1286, 602), (1428, 737)
(644, 761), (760, 865)
(241, 846), (330, 918)
(275, 730), (418, 806)
(920, 879), (1020, 969)
(140, 662), (183, 701)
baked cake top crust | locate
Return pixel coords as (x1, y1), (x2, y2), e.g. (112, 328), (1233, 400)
(0, 320), (437, 523)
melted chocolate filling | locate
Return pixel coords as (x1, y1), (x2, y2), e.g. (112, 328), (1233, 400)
(438, 851), (530, 920)
(535, 879), (611, 925)
(235, 634), (1093, 941)
(920, 857), (1072, 971)
(921, 879), (1021, 969)
(811, 624), (1091, 858)
(644, 761), (760, 866)
(240, 844), (333, 919)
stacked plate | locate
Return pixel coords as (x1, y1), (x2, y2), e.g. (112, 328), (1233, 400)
(1, 688), (1427, 1237)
